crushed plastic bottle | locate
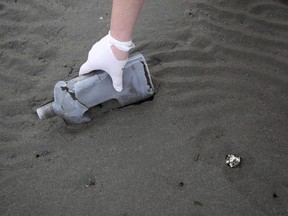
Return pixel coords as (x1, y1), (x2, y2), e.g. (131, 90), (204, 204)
(37, 53), (155, 124)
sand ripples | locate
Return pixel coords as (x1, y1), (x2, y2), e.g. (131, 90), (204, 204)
(1, 0), (288, 215)
(137, 2), (288, 213)
(0, 0), (66, 157)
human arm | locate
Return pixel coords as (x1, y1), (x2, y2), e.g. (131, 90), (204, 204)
(79, 0), (145, 92)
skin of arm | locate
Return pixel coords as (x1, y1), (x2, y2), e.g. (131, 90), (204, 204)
(109, 0), (145, 60)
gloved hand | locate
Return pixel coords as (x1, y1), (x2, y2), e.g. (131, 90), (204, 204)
(79, 32), (135, 92)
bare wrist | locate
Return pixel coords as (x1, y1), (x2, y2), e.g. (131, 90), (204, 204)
(111, 45), (128, 61)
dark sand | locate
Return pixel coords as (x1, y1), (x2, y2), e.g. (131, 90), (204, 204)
(1, 0), (288, 215)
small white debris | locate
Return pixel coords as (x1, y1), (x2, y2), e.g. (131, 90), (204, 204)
(99, 16), (104, 20)
(225, 154), (241, 168)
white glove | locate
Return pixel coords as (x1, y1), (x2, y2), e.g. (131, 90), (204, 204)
(79, 32), (135, 92)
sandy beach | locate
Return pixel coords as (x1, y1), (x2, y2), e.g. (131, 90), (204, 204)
(1, 0), (288, 215)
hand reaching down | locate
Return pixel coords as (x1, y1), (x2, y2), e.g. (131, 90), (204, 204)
(79, 32), (135, 92)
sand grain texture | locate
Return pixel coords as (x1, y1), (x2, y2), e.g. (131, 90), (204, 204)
(1, 0), (288, 215)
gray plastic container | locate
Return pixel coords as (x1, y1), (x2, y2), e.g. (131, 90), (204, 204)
(37, 53), (154, 124)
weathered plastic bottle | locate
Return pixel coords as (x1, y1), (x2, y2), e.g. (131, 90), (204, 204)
(36, 53), (154, 124)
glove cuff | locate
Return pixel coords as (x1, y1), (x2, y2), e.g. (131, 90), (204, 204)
(108, 31), (135, 52)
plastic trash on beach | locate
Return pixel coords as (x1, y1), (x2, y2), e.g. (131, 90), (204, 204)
(36, 53), (155, 124)
(225, 154), (241, 168)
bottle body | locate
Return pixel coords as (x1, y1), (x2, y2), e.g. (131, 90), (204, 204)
(36, 53), (154, 124)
